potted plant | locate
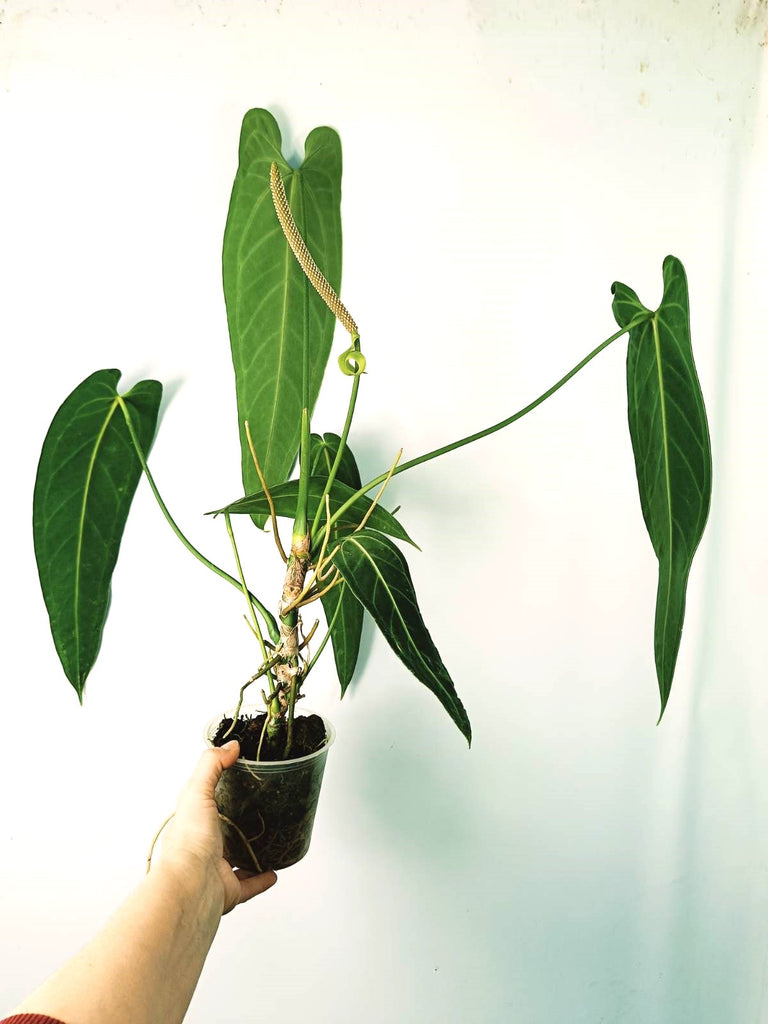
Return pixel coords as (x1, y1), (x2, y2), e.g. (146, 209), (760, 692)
(32, 108), (712, 871)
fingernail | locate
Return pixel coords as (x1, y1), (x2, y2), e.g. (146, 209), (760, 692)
(221, 740), (239, 752)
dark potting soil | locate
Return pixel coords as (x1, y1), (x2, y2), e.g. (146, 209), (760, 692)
(211, 711), (326, 761)
(210, 712), (330, 871)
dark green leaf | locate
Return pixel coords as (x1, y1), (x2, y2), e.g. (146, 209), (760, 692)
(310, 431), (362, 490)
(310, 433), (364, 689)
(612, 256), (712, 719)
(331, 529), (471, 745)
(211, 477), (417, 547)
(33, 369), (162, 700)
(320, 582), (364, 696)
(222, 109), (342, 516)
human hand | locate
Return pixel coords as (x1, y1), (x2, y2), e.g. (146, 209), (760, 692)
(160, 740), (277, 915)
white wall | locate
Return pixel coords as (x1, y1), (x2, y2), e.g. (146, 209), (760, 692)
(2, 2), (767, 1021)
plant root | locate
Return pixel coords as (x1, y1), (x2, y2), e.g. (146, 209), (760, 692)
(145, 811), (264, 875)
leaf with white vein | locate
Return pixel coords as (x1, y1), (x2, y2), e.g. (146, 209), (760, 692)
(332, 529), (471, 744)
(33, 369), (162, 700)
(222, 109), (342, 518)
(612, 256), (712, 719)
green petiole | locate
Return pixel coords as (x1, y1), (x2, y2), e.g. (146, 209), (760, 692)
(224, 511), (275, 692)
(116, 397), (281, 645)
(310, 360), (362, 537)
(293, 407), (312, 544)
(312, 319), (650, 552)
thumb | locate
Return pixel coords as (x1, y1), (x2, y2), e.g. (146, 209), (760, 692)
(218, 738), (241, 768)
(185, 740), (240, 801)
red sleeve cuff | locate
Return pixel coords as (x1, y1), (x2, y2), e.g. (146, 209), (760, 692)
(0, 1015), (68, 1023)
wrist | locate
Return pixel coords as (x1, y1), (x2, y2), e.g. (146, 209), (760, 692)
(153, 850), (227, 921)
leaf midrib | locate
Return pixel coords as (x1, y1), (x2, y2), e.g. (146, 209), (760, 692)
(344, 536), (447, 693)
(264, 173), (298, 473)
(651, 313), (674, 676)
(73, 396), (119, 683)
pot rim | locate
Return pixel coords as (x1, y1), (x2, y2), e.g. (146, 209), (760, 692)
(203, 704), (335, 768)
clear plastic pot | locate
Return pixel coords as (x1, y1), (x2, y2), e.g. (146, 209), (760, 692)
(204, 706), (335, 872)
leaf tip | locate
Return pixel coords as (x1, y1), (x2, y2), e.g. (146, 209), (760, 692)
(461, 717), (472, 748)
(655, 691), (670, 726)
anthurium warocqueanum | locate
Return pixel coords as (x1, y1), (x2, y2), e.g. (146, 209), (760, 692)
(33, 109), (711, 742)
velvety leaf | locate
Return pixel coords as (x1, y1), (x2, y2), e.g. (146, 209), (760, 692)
(612, 256), (712, 718)
(32, 369), (162, 700)
(310, 432), (364, 689)
(222, 108), (342, 516)
(310, 431), (362, 490)
(212, 477), (417, 547)
(331, 529), (471, 745)
(320, 582), (364, 696)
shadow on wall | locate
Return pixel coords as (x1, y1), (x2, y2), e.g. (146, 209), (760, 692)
(345, 695), (479, 861)
(658, 7), (767, 1022)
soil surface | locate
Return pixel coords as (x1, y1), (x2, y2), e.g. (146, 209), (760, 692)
(211, 711), (326, 761)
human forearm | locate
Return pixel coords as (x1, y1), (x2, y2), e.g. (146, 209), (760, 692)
(13, 858), (223, 1024)
(9, 742), (276, 1024)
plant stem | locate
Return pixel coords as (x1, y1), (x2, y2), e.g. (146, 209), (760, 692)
(224, 512), (275, 692)
(314, 321), (647, 548)
(116, 397), (280, 644)
(256, 712), (270, 761)
(285, 675), (297, 758)
(276, 188), (316, 746)
(292, 568), (341, 609)
(293, 408), (311, 543)
(352, 448), (402, 535)
(223, 655), (283, 736)
(292, 174), (312, 548)
(244, 420), (287, 563)
(310, 353), (363, 536)
(283, 496), (333, 615)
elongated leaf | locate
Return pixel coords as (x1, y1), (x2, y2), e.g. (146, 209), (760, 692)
(310, 433), (364, 692)
(320, 582), (364, 696)
(331, 529), (471, 744)
(33, 369), (162, 700)
(310, 431), (362, 490)
(612, 256), (712, 718)
(212, 477), (417, 547)
(223, 109), (342, 512)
